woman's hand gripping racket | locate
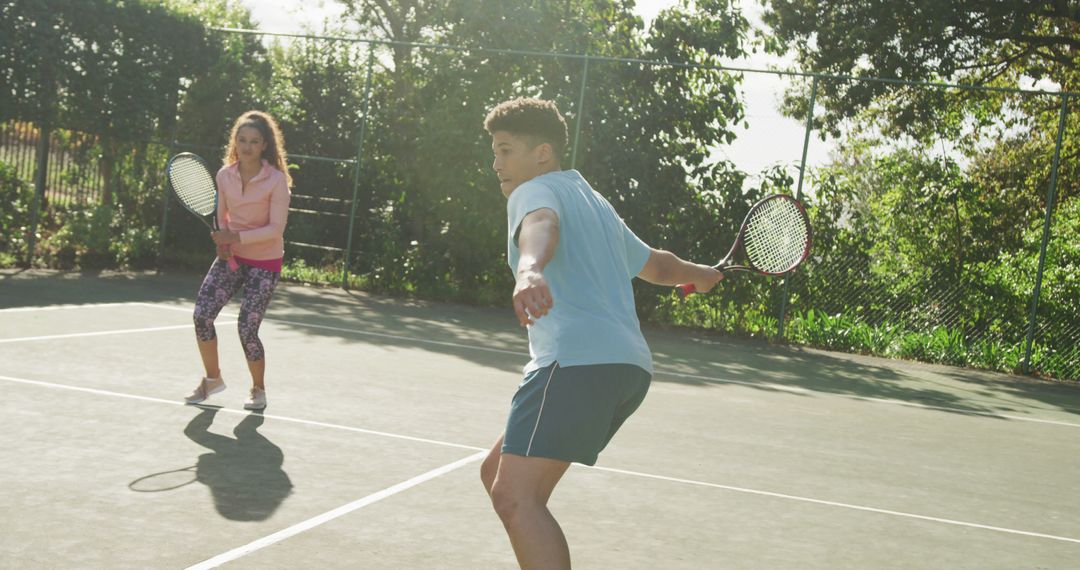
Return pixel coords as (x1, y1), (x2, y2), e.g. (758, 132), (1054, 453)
(677, 194), (812, 298)
(165, 152), (238, 271)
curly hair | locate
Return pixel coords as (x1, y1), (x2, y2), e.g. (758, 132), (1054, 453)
(222, 110), (292, 186)
(484, 98), (569, 160)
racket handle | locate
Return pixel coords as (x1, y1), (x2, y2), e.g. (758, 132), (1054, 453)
(675, 283), (697, 299)
(227, 257), (238, 271)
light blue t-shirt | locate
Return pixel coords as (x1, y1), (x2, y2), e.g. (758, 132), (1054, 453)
(507, 170), (653, 374)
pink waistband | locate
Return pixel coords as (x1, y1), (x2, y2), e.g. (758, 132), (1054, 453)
(233, 256), (283, 273)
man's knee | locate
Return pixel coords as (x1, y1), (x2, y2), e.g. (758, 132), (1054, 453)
(489, 482), (524, 524)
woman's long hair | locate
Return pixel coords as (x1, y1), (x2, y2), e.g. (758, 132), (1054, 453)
(222, 110), (292, 187)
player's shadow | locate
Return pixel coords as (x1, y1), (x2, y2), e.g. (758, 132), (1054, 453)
(184, 407), (293, 521)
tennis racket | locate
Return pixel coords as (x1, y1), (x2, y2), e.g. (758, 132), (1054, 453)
(676, 194), (812, 298)
(165, 152), (238, 271)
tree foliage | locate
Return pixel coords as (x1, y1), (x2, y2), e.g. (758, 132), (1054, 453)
(755, 0), (1079, 378)
(760, 0), (1078, 133)
(300, 0), (756, 304)
(1, 0), (207, 134)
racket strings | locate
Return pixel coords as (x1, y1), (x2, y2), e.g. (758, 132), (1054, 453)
(743, 199), (810, 273)
(167, 157), (217, 216)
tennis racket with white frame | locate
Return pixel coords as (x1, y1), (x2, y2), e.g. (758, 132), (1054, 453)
(165, 152), (238, 271)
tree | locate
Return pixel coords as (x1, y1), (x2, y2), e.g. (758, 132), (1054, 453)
(315, 0), (756, 303)
(758, 0), (1079, 378)
(171, 0), (271, 151)
(760, 1), (1078, 134)
(0, 0), (233, 205)
(758, 0), (1078, 257)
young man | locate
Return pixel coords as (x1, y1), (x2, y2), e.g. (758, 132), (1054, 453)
(480, 97), (724, 569)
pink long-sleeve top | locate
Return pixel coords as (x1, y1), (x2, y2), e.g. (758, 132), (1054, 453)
(215, 160), (290, 271)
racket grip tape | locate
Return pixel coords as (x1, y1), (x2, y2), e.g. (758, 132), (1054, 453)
(227, 257), (239, 271)
(675, 283), (697, 299)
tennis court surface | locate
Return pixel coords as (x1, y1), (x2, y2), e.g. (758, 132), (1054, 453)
(2, 268), (1078, 569)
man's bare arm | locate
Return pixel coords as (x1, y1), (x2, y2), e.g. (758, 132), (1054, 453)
(637, 248), (724, 291)
(513, 208), (559, 326)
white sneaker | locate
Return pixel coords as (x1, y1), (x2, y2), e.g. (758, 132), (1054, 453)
(185, 376), (226, 404)
(244, 387), (267, 410)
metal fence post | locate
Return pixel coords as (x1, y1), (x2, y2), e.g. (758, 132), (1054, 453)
(158, 92), (180, 272)
(1022, 93), (1071, 372)
(342, 48), (375, 289)
(25, 122), (49, 267)
(777, 76), (818, 339)
(570, 56), (589, 169)
(157, 162), (172, 271)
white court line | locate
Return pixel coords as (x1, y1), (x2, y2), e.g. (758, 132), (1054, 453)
(0, 301), (143, 313)
(8, 297), (1080, 427)
(2, 373), (1079, 547)
(133, 301), (217, 312)
(130, 302), (521, 354)
(0, 374), (482, 452)
(586, 465), (1080, 545)
(185, 451), (487, 570)
(6, 300), (1080, 428)
(0, 323), (233, 344)
(270, 317), (525, 356)
(133, 303), (521, 355)
(656, 370), (1080, 429)
(0, 301), (234, 317)
(851, 394), (1080, 428)
(247, 315), (1080, 430)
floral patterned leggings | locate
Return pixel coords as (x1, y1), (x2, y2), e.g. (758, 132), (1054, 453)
(193, 259), (280, 361)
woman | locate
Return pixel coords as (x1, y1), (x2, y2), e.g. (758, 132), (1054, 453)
(185, 110), (292, 411)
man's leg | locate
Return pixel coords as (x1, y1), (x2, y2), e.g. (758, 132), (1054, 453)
(480, 434), (504, 495)
(490, 453), (571, 570)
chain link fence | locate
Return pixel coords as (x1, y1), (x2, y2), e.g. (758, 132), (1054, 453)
(2, 26), (1075, 381)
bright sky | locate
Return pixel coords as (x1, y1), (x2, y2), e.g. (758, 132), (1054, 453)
(238, 0), (833, 178)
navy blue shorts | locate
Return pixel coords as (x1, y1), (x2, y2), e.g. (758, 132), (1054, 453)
(501, 361), (651, 466)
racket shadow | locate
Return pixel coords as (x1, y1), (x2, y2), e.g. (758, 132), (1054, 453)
(181, 406), (294, 522)
(128, 466), (198, 492)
